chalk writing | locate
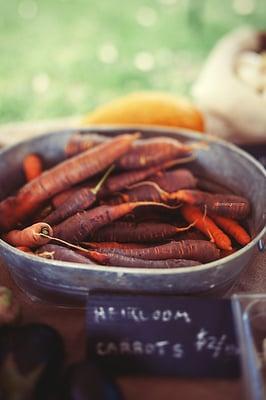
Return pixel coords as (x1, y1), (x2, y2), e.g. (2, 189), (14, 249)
(195, 329), (238, 358)
(87, 294), (240, 378)
(93, 306), (191, 324)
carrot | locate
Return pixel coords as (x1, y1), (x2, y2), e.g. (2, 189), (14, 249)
(100, 156), (196, 195)
(220, 248), (237, 258)
(117, 137), (193, 170)
(86, 250), (200, 268)
(150, 169), (197, 192)
(181, 205), (232, 251)
(37, 244), (93, 264)
(106, 182), (168, 205)
(65, 132), (109, 157)
(44, 165), (113, 226)
(0, 133), (139, 231)
(52, 188), (80, 208)
(176, 228), (206, 242)
(53, 201), (177, 243)
(23, 153), (43, 182)
(2, 223), (53, 248)
(172, 189), (250, 219)
(91, 221), (193, 243)
(32, 204), (53, 223)
(82, 241), (148, 249)
(210, 214), (251, 246)
(91, 240), (220, 263)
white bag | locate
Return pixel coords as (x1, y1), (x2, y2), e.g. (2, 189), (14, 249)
(192, 27), (266, 144)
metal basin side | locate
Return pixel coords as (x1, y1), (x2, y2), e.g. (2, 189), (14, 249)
(0, 126), (265, 304)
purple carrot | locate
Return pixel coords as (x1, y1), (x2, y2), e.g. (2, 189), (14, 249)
(37, 244), (93, 264)
(53, 201), (176, 243)
(0, 133), (139, 231)
(117, 137), (193, 170)
(65, 132), (109, 157)
(88, 250), (200, 268)
(173, 189), (250, 219)
(44, 166), (113, 225)
(101, 156), (195, 195)
(91, 221), (193, 243)
(106, 182), (168, 205)
(150, 168), (197, 192)
(92, 240), (220, 263)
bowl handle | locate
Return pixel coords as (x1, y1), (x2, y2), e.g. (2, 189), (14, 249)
(257, 239), (265, 252)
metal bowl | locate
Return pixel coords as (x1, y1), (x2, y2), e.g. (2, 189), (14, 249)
(0, 126), (265, 305)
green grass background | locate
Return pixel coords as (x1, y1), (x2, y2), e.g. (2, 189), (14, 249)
(0, 0), (265, 123)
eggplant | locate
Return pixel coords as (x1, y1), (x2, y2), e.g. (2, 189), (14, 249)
(61, 361), (123, 400)
(0, 323), (65, 400)
(0, 286), (20, 325)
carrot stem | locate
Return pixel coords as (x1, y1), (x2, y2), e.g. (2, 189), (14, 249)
(91, 165), (114, 195)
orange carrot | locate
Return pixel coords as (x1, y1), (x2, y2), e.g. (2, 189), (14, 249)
(0, 133), (139, 231)
(181, 205), (232, 251)
(23, 153), (43, 182)
(2, 222), (53, 248)
(210, 214), (251, 246)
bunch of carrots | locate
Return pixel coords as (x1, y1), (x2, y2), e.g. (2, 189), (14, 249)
(0, 131), (251, 269)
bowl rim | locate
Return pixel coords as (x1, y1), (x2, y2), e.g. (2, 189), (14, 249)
(0, 124), (265, 276)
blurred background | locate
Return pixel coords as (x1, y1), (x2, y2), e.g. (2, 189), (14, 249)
(0, 0), (265, 124)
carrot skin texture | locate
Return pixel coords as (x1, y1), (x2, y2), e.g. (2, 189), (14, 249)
(93, 240), (220, 263)
(91, 221), (182, 243)
(2, 223), (53, 248)
(181, 205), (232, 251)
(37, 244), (93, 264)
(82, 242), (148, 249)
(23, 153), (43, 182)
(210, 214), (251, 246)
(45, 188), (96, 226)
(65, 132), (108, 157)
(87, 250), (200, 268)
(106, 184), (166, 205)
(177, 229), (206, 242)
(117, 137), (192, 170)
(0, 133), (138, 231)
(52, 188), (81, 208)
(101, 164), (165, 195)
(174, 190), (250, 219)
(53, 202), (161, 243)
(150, 169), (197, 192)
(101, 162), (195, 196)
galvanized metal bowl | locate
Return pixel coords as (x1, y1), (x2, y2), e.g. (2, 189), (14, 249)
(0, 126), (265, 305)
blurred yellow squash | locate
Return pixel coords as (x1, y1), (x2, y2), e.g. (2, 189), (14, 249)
(82, 92), (205, 132)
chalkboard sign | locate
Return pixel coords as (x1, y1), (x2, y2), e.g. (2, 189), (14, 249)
(86, 294), (240, 378)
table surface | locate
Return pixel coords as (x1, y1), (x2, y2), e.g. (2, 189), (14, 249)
(0, 121), (265, 400)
